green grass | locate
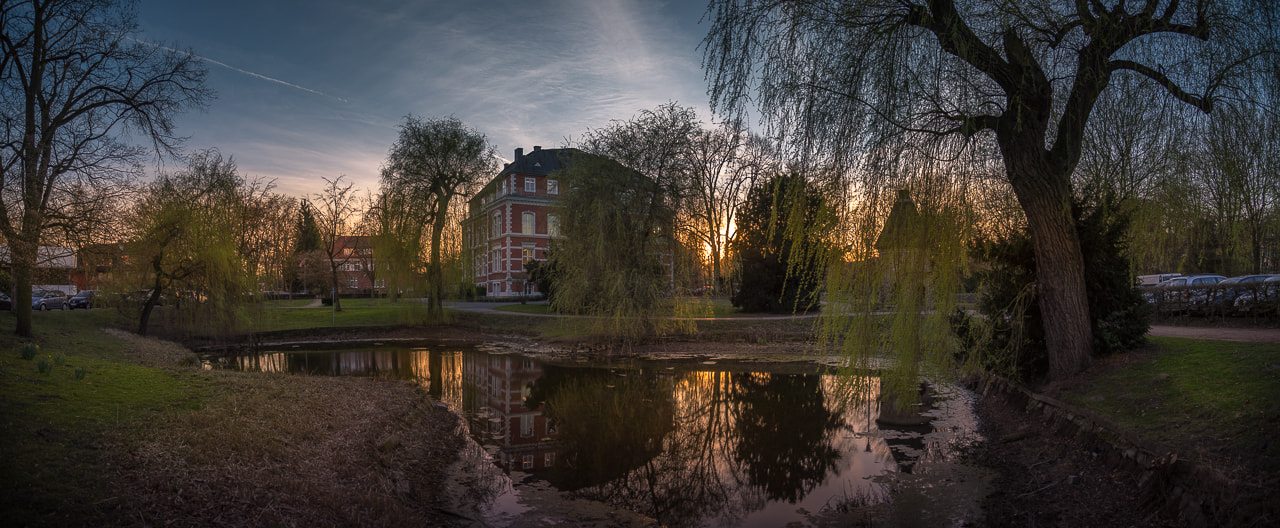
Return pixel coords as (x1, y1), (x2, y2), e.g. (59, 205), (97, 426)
(1062, 336), (1280, 467)
(244, 297), (433, 332)
(0, 309), (208, 523)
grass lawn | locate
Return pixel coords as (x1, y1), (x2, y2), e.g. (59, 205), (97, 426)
(0, 309), (209, 523)
(1058, 336), (1280, 471)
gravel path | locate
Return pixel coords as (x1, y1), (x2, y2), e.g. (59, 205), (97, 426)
(1147, 325), (1280, 343)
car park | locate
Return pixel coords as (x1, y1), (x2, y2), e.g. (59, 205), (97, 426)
(32, 289), (70, 311)
(1150, 274), (1226, 313)
(1232, 275), (1280, 315)
(68, 290), (98, 309)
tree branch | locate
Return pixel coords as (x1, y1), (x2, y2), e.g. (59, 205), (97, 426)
(1110, 59), (1214, 113)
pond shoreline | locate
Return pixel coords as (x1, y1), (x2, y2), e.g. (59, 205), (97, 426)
(176, 321), (1269, 526)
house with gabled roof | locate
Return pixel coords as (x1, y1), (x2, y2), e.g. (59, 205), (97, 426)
(463, 146), (576, 297)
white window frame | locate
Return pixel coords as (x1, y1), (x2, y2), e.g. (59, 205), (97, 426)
(548, 214), (560, 237)
(522, 211), (535, 235)
(547, 179), (558, 195)
(524, 177), (536, 193)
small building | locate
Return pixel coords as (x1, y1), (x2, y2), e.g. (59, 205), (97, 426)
(463, 146), (575, 297)
(330, 235), (384, 295)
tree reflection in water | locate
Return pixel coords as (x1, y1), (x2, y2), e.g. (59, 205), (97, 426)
(233, 346), (963, 527)
(536, 368), (851, 528)
(731, 373), (844, 503)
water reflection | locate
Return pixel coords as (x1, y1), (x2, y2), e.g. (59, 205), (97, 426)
(235, 344), (978, 527)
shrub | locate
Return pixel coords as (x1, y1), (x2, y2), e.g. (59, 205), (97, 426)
(74, 366), (88, 380)
(20, 343), (39, 360)
(53, 353), (66, 366)
(37, 357), (53, 375)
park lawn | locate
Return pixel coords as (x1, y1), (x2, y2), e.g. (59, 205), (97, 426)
(0, 309), (209, 524)
(1059, 336), (1280, 471)
(245, 297), (433, 332)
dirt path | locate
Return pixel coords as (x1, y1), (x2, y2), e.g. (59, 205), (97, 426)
(1148, 325), (1280, 343)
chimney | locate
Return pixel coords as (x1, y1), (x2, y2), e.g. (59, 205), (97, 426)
(515, 147), (524, 160)
(533, 145), (542, 151)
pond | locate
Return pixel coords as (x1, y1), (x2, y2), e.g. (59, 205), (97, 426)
(232, 341), (990, 527)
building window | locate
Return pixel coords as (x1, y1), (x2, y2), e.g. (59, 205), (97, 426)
(521, 416), (533, 437)
(548, 214), (560, 237)
(523, 455), (534, 469)
(492, 212), (501, 236)
(522, 211), (534, 235)
(347, 279), (358, 289)
(522, 248), (535, 264)
(524, 177), (536, 193)
(544, 453), (554, 467)
(547, 179), (558, 195)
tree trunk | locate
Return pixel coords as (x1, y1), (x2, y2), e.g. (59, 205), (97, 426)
(427, 191), (453, 319)
(10, 237), (37, 337)
(1005, 151), (1093, 380)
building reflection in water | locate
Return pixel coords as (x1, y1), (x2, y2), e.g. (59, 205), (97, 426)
(237, 345), (978, 528)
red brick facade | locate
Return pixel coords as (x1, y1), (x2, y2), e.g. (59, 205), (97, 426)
(463, 146), (573, 297)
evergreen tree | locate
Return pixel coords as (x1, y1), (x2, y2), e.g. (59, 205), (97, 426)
(731, 175), (826, 313)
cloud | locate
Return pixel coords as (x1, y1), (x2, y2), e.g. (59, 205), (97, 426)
(132, 37), (349, 103)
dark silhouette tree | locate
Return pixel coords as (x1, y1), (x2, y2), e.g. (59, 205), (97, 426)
(731, 174), (828, 313)
(703, 0), (1277, 380)
(1, 0), (210, 336)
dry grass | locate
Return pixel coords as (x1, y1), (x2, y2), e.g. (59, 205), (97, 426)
(105, 371), (464, 527)
(79, 329), (467, 527)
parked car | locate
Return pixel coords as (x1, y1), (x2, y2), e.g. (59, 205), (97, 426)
(1209, 275), (1275, 315)
(1152, 274), (1225, 313)
(68, 289), (98, 310)
(32, 289), (70, 311)
(0, 292), (10, 311)
(1135, 273), (1181, 287)
(1232, 275), (1280, 315)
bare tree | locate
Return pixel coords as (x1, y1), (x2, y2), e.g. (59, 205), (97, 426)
(312, 175), (360, 311)
(703, 0), (1276, 380)
(685, 124), (773, 294)
(0, 0), (210, 336)
(381, 115), (493, 319)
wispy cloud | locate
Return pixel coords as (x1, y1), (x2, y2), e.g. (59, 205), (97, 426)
(132, 37), (349, 103)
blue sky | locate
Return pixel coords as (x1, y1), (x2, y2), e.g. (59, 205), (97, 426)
(138, 0), (714, 198)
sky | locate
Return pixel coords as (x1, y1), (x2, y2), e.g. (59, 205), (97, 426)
(137, 0), (716, 199)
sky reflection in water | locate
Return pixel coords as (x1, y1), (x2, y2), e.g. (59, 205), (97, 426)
(238, 343), (981, 527)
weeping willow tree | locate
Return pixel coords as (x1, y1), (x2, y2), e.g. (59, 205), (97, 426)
(380, 116), (494, 320)
(128, 149), (249, 336)
(704, 0), (1276, 383)
(367, 190), (428, 303)
(547, 152), (697, 340)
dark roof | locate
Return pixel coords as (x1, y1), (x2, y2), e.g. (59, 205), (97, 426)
(499, 147), (581, 177)
(875, 189), (921, 250)
(471, 147), (583, 207)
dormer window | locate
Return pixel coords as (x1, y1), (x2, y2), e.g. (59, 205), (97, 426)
(547, 179), (558, 195)
(524, 177), (536, 193)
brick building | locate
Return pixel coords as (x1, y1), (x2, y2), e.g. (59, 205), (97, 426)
(463, 146), (576, 297)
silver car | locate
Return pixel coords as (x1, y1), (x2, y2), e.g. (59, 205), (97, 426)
(32, 289), (70, 311)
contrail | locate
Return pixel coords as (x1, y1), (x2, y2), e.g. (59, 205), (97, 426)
(131, 37), (349, 103)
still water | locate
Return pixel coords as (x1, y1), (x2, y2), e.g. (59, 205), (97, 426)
(233, 342), (985, 527)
